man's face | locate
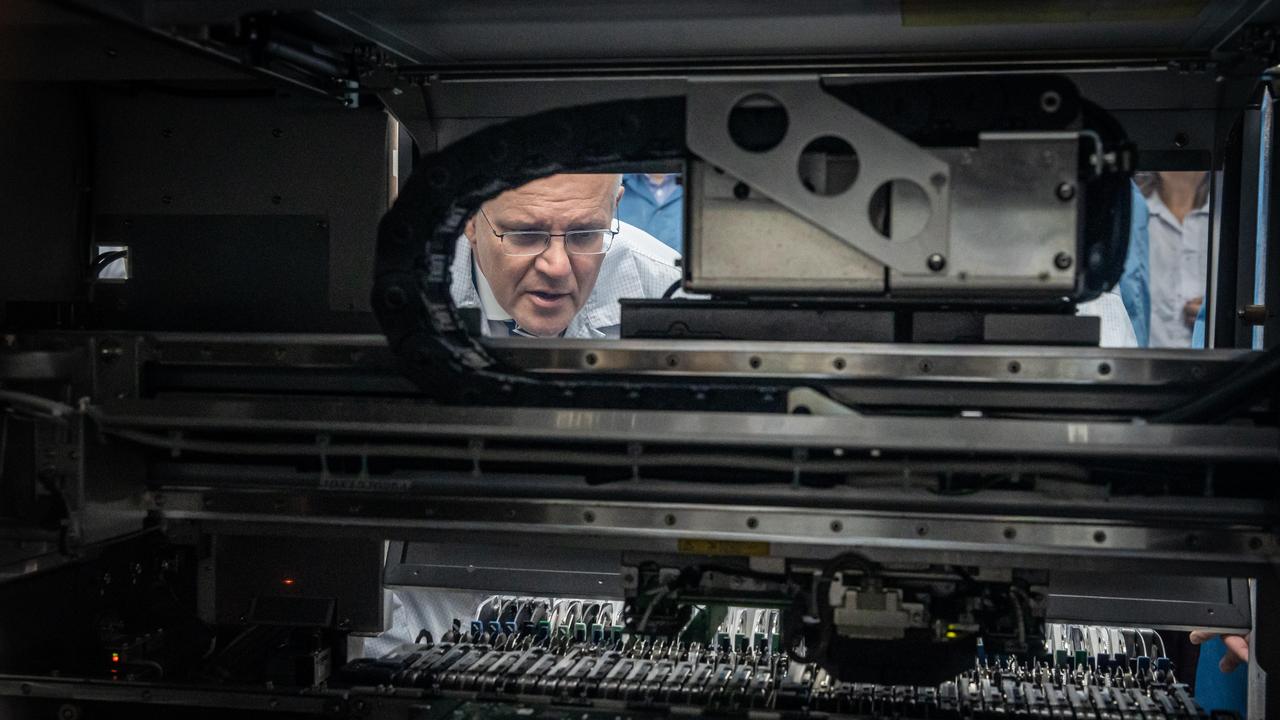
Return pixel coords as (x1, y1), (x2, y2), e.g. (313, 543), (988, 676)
(466, 174), (621, 336)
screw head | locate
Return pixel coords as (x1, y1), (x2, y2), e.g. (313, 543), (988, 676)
(926, 253), (947, 272)
(733, 182), (751, 200)
(1053, 252), (1073, 270)
(1055, 182), (1076, 201)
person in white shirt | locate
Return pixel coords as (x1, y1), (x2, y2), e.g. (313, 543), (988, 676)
(449, 173), (681, 339)
(1136, 172), (1210, 348)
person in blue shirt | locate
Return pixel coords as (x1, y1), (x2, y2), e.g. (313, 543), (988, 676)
(1190, 630), (1249, 716)
(617, 173), (683, 253)
(1119, 181), (1151, 347)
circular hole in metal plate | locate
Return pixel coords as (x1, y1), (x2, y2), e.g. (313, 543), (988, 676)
(869, 179), (931, 240)
(798, 136), (859, 196)
(727, 94), (789, 153)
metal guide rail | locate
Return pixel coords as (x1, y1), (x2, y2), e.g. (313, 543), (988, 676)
(337, 640), (1214, 719)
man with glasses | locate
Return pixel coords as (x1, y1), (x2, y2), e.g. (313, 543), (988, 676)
(450, 173), (681, 338)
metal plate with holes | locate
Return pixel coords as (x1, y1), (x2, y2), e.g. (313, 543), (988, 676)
(158, 493), (1278, 577)
(686, 78), (950, 276)
(898, 134), (1079, 292)
(488, 338), (1238, 385)
(101, 395), (1276, 462)
(688, 160), (887, 293)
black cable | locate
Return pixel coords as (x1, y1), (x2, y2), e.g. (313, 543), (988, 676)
(821, 551), (879, 580)
(661, 280), (682, 299)
(1152, 342), (1280, 423)
(90, 249), (128, 275)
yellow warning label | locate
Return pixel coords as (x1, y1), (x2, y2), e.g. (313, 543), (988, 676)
(901, 0), (1206, 26)
(677, 539), (770, 557)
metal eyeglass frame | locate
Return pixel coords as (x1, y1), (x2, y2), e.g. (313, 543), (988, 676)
(478, 204), (619, 257)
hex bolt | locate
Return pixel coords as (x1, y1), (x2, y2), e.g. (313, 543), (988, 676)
(1055, 182), (1076, 201)
(927, 253), (947, 272)
(1053, 252), (1073, 270)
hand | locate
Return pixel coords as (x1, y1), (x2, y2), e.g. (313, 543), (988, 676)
(1183, 296), (1203, 329)
(1189, 630), (1250, 673)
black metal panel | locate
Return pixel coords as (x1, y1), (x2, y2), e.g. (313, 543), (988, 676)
(1047, 573), (1251, 631)
(214, 534), (383, 633)
(620, 300), (896, 342)
(0, 84), (87, 311)
(89, 88), (390, 318)
(385, 541), (622, 597)
(92, 214), (361, 332)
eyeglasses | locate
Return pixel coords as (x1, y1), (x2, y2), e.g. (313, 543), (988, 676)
(478, 206), (618, 257)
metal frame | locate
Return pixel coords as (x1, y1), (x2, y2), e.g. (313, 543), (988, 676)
(685, 78), (951, 275)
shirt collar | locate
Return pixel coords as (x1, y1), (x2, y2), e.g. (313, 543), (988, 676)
(624, 173), (683, 208)
(1146, 191), (1209, 227)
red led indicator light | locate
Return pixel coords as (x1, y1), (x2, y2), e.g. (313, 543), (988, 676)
(111, 653), (120, 663)
(282, 577), (296, 586)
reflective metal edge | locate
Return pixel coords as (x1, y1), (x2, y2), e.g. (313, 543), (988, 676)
(156, 493), (1278, 572)
(101, 397), (1280, 461)
(487, 338), (1252, 384)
